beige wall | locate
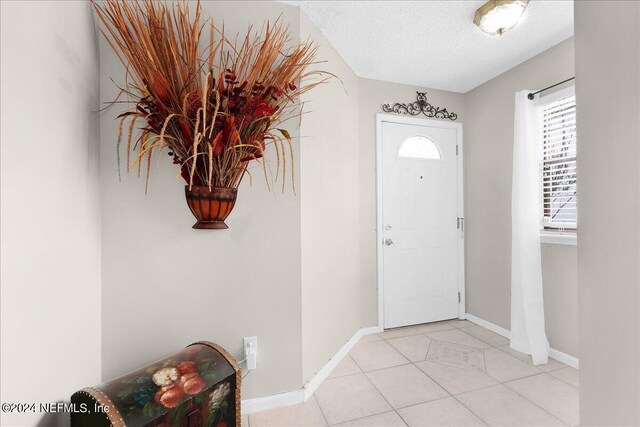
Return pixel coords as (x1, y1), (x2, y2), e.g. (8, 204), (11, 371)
(98, 1), (406, 401)
(464, 38), (578, 357)
(299, 15), (367, 383)
(575, 1), (640, 424)
(99, 1), (304, 400)
(0, 2), (586, 417)
(97, 2), (472, 396)
(0, 2), (102, 426)
(541, 245), (578, 356)
(358, 78), (467, 327)
(358, 64), (579, 357)
(298, 24), (470, 382)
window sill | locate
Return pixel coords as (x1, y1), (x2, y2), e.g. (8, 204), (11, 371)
(540, 232), (577, 246)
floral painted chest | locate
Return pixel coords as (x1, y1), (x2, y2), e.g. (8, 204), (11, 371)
(71, 341), (240, 427)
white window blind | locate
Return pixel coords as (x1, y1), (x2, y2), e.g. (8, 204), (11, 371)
(540, 94), (577, 230)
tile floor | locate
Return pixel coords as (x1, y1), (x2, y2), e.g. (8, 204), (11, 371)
(245, 320), (579, 427)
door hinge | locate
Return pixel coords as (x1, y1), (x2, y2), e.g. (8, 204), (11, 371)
(456, 145), (459, 155)
(458, 292), (461, 303)
(457, 217), (464, 232)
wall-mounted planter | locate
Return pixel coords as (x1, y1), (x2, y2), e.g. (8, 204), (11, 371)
(94, 0), (330, 230)
(185, 186), (238, 230)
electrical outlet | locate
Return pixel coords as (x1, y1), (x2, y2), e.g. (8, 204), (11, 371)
(243, 336), (257, 371)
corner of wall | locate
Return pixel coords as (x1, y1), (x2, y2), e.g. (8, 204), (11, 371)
(297, 7), (367, 384)
(1, 2), (102, 425)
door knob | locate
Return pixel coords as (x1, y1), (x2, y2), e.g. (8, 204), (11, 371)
(384, 238), (394, 246)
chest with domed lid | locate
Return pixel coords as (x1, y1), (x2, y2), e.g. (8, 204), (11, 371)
(70, 341), (240, 427)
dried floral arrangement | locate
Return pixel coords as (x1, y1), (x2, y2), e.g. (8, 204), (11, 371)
(93, 0), (329, 227)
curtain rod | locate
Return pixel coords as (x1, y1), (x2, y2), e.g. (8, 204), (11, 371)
(527, 77), (575, 100)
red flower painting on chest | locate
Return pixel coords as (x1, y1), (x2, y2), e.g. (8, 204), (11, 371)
(151, 362), (206, 409)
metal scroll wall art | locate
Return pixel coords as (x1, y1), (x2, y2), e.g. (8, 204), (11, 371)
(382, 91), (458, 121)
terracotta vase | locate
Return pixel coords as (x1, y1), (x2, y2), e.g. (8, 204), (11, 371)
(184, 186), (238, 229)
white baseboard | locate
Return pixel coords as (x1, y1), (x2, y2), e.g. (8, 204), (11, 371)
(241, 390), (303, 414)
(465, 313), (511, 338)
(302, 325), (382, 400)
(241, 325), (383, 414)
(549, 347), (579, 369)
(465, 313), (579, 370)
(242, 315), (579, 415)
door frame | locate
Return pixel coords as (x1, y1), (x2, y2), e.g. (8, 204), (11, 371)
(375, 113), (465, 329)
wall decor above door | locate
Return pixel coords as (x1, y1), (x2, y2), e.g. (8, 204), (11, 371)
(382, 92), (458, 121)
(94, 0), (331, 229)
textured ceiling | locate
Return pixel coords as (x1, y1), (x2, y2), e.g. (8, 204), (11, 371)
(283, 1), (574, 93)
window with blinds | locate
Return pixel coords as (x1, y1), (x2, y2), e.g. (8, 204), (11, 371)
(540, 93), (577, 231)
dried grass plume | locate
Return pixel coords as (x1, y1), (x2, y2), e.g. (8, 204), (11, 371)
(93, 0), (331, 193)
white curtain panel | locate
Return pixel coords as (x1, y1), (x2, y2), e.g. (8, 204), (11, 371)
(511, 90), (550, 365)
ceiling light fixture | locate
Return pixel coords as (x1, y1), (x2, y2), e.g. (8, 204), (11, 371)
(474, 0), (529, 36)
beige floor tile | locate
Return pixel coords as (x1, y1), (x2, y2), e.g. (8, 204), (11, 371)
(424, 329), (491, 349)
(379, 326), (422, 339)
(366, 364), (448, 409)
(249, 396), (327, 426)
(387, 334), (432, 362)
(349, 341), (409, 372)
(506, 373), (579, 426)
(496, 345), (530, 362)
(484, 348), (541, 382)
(250, 323), (580, 427)
(497, 345), (567, 372)
(414, 321), (457, 334)
(447, 320), (475, 329)
(329, 355), (362, 378)
(456, 384), (565, 426)
(426, 340), (486, 372)
(314, 374), (392, 425)
(460, 325), (509, 347)
(397, 397), (486, 427)
(334, 410), (407, 426)
(537, 359), (568, 372)
(361, 333), (384, 343)
(415, 360), (498, 395)
(549, 367), (579, 388)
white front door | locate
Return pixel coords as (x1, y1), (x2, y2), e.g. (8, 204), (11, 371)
(381, 119), (462, 329)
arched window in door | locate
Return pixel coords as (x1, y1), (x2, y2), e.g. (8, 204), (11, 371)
(398, 136), (441, 159)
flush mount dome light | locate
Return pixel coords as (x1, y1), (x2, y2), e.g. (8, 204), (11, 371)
(474, 0), (529, 36)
